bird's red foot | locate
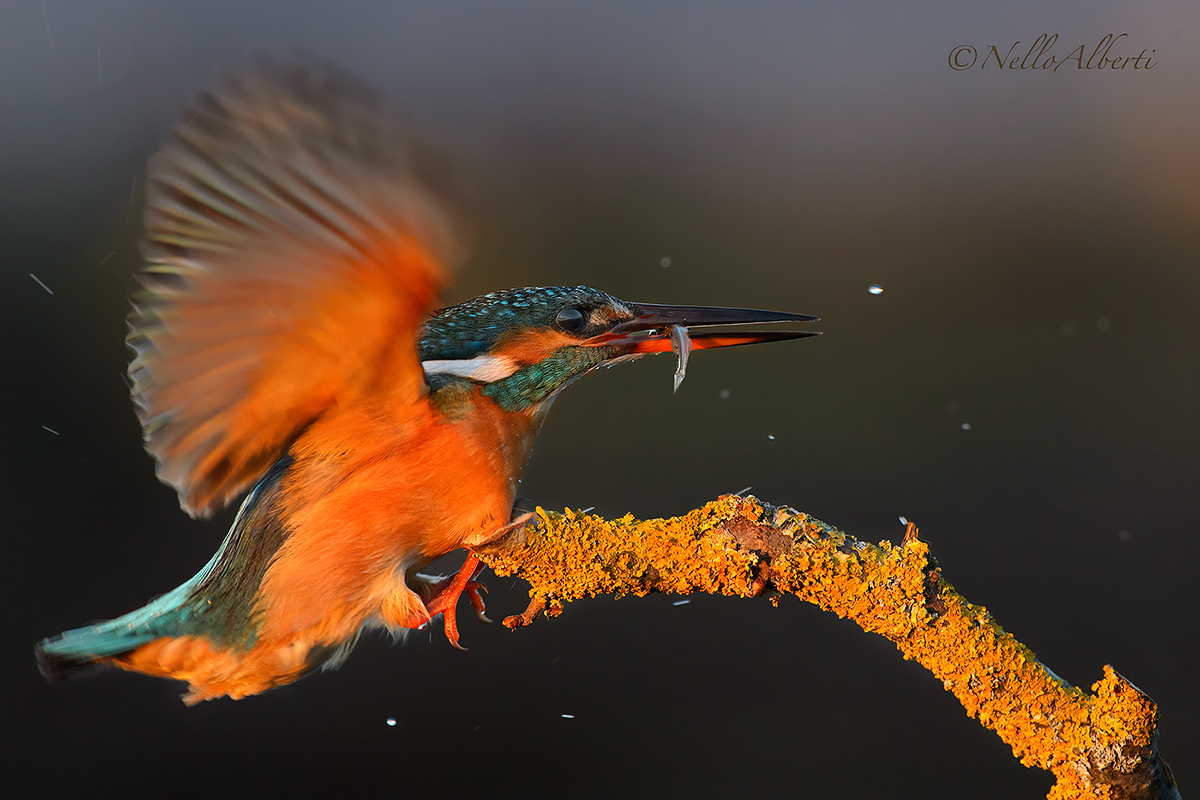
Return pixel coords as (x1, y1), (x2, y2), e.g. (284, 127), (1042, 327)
(420, 553), (489, 650)
(416, 513), (535, 649)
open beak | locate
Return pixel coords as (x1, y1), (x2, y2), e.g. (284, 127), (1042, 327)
(585, 301), (820, 355)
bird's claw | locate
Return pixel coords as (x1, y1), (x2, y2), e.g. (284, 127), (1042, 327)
(466, 580), (491, 624)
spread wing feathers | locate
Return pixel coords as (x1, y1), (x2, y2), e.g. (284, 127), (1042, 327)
(129, 57), (471, 518)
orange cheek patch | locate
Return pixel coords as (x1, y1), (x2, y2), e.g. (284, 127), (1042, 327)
(491, 329), (577, 367)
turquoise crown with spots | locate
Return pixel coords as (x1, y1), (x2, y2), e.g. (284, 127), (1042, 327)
(418, 286), (622, 361)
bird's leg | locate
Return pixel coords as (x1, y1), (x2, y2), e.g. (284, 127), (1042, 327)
(419, 511), (537, 650)
(479, 509), (537, 548)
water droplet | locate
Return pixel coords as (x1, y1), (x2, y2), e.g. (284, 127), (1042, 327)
(29, 273), (54, 295)
(1061, 322), (1075, 336)
(385, 717), (397, 727)
(660, 257), (672, 268)
(767, 434), (776, 441)
(960, 423), (971, 430)
(867, 284), (883, 295)
(1097, 318), (1111, 331)
(719, 389), (730, 400)
(1117, 529), (1131, 542)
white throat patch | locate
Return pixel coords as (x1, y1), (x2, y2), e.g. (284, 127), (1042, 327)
(421, 354), (520, 383)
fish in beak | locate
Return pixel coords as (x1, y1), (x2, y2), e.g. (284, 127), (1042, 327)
(585, 302), (820, 391)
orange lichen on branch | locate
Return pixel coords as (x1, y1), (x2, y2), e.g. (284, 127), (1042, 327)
(476, 496), (1178, 800)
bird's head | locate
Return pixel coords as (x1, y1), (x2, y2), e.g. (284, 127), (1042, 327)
(418, 286), (818, 412)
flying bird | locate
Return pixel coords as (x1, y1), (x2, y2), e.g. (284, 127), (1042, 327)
(35, 59), (818, 704)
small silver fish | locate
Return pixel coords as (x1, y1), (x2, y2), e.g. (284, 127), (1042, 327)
(669, 324), (692, 393)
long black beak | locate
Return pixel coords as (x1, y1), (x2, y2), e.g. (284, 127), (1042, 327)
(588, 301), (820, 354)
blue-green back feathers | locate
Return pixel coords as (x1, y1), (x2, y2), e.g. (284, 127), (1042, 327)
(36, 458), (294, 680)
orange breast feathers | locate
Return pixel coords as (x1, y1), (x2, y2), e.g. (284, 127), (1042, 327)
(247, 392), (541, 649)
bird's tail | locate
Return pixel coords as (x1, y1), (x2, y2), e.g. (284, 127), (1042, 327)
(34, 457), (317, 703)
(35, 571), (207, 681)
(35, 459), (291, 681)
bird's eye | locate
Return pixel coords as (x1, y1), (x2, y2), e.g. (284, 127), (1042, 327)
(555, 307), (588, 333)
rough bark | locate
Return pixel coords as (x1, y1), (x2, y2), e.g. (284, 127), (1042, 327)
(475, 495), (1180, 800)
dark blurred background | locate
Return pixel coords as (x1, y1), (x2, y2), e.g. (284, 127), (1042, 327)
(3, 2), (1197, 797)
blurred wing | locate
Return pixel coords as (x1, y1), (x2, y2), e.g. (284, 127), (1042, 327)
(128, 58), (471, 518)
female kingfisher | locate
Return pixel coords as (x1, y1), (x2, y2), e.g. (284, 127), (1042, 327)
(35, 58), (818, 704)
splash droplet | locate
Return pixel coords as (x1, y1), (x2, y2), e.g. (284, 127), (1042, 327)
(30, 273), (54, 295)
(868, 284), (883, 295)
(961, 423), (971, 431)
(898, 516), (908, 525)
(385, 717), (397, 727)
(767, 434), (776, 441)
(719, 389), (730, 400)
(660, 257), (672, 268)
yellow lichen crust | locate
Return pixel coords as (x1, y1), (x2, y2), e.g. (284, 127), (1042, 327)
(476, 496), (1177, 800)
(481, 498), (764, 616)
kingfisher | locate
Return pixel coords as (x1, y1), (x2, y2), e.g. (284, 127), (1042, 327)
(35, 58), (818, 704)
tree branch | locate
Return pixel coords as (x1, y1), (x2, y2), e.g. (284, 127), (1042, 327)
(475, 495), (1180, 800)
